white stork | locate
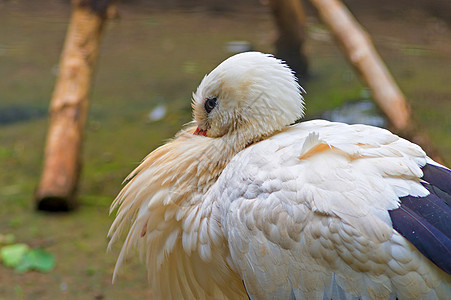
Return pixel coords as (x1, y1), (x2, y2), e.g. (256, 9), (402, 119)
(109, 52), (451, 300)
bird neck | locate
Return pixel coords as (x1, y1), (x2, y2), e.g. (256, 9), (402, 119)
(109, 127), (248, 298)
(146, 126), (247, 195)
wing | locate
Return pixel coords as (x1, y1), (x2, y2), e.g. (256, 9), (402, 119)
(389, 162), (451, 275)
(211, 120), (451, 300)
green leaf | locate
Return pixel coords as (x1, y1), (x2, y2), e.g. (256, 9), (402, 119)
(0, 244), (29, 267)
(15, 257), (32, 273)
(17, 248), (55, 272)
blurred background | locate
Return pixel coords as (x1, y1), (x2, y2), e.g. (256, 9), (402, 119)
(0, 0), (450, 298)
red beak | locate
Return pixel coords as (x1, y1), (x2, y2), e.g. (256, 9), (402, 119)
(194, 126), (207, 136)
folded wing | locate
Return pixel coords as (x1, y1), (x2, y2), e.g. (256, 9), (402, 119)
(212, 120), (451, 300)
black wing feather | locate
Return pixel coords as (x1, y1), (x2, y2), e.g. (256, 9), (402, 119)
(389, 205), (451, 274)
(389, 163), (451, 274)
(421, 163), (451, 195)
(398, 194), (451, 238)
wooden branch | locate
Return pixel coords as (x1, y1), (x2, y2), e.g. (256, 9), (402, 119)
(35, 1), (114, 211)
(309, 0), (444, 163)
(309, 0), (410, 129)
(268, 0), (309, 78)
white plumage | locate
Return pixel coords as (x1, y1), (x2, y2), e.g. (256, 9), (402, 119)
(109, 52), (451, 299)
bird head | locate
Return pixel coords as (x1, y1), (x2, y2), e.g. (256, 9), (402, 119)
(192, 52), (305, 144)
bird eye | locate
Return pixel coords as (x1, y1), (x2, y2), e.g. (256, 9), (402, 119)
(204, 97), (217, 114)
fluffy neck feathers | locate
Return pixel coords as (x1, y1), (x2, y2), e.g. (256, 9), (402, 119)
(108, 126), (249, 299)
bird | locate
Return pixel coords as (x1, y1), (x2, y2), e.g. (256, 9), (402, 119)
(108, 52), (451, 300)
